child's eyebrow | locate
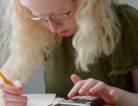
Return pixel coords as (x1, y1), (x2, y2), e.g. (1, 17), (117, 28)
(32, 5), (70, 18)
(39, 7), (66, 18)
(54, 7), (66, 14)
(55, 4), (71, 14)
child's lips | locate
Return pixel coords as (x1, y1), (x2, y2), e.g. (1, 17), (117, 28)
(58, 29), (68, 35)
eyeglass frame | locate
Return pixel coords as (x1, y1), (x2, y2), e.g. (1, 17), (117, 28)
(29, 0), (75, 25)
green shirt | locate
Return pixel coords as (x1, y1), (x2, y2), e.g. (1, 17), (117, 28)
(44, 3), (138, 98)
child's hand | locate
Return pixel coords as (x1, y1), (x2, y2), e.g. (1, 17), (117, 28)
(0, 78), (28, 106)
(68, 74), (115, 104)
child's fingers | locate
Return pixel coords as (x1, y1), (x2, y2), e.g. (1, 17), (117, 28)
(79, 78), (97, 95)
(71, 74), (81, 84)
(0, 78), (21, 94)
(13, 81), (24, 91)
(68, 80), (85, 98)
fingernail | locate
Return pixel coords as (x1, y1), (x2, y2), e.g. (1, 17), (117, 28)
(68, 92), (73, 98)
(79, 89), (84, 94)
(19, 87), (24, 91)
(68, 93), (71, 98)
(79, 89), (83, 92)
(90, 89), (94, 94)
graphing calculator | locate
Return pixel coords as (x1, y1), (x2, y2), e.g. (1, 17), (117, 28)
(54, 96), (105, 106)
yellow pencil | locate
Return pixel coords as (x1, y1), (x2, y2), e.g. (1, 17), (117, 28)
(0, 72), (14, 86)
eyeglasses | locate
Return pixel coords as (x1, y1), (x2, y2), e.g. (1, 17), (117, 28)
(29, 1), (74, 25)
(29, 11), (71, 25)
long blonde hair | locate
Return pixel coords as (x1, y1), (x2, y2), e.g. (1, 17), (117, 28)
(10, 0), (62, 82)
(9, 0), (120, 82)
(73, 0), (120, 71)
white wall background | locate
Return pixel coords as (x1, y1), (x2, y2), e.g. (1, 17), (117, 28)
(23, 0), (138, 94)
(120, 0), (138, 9)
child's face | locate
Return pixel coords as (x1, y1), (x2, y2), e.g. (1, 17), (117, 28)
(21, 0), (78, 37)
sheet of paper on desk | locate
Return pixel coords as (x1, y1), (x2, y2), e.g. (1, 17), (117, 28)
(24, 94), (56, 106)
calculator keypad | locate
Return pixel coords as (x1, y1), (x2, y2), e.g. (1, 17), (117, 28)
(55, 96), (105, 106)
(69, 96), (97, 105)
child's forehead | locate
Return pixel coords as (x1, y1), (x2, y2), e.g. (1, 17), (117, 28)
(20, 0), (72, 12)
(21, 0), (73, 17)
(20, 0), (72, 7)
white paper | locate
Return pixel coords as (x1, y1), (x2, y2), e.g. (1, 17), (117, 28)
(24, 94), (56, 106)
